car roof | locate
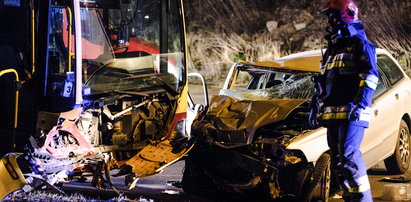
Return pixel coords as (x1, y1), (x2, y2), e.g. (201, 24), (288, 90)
(240, 48), (388, 73)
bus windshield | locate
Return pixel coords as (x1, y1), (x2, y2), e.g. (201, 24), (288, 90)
(81, 0), (186, 95)
(45, 0), (185, 111)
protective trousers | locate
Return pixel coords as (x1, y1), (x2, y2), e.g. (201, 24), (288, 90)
(327, 122), (372, 202)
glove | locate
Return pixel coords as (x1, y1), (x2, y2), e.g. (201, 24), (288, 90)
(309, 108), (320, 128)
(349, 105), (362, 121)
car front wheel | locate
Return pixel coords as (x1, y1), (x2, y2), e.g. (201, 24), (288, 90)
(298, 153), (331, 202)
(384, 120), (411, 174)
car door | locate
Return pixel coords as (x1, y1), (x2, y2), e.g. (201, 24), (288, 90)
(362, 54), (405, 167)
(187, 72), (209, 137)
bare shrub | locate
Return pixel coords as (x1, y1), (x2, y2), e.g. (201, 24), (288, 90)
(184, 0), (268, 34)
(360, 0), (411, 68)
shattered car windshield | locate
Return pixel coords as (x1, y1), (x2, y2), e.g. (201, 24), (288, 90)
(79, 0), (185, 95)
(220, 66), (315, 100)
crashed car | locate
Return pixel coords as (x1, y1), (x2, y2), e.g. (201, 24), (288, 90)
(182, 49), (411, 200)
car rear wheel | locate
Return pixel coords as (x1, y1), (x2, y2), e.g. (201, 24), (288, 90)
(298, 153), (331, 202)
(384, 120), (410, 174)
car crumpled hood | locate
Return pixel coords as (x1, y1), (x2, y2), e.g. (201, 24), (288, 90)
(203, 95), (306, 131)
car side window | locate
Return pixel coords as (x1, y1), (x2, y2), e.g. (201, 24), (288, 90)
(377, 55), (404, 86)
(372, 72), (387, 99)
(232, 70), (256, 90)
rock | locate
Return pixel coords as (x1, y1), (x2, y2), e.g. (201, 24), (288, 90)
(294, 23), (306, 31)
(266, 20), (279, 33)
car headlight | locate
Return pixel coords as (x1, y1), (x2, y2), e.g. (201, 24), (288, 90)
(284, 149), (308, 164)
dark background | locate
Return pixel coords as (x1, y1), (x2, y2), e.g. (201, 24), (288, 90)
(183, 0), (411, 82)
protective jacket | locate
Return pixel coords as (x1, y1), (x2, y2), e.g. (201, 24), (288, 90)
(316, 21), (379, 128)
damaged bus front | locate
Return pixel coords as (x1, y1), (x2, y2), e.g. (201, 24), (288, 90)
(1, 0), (192, 198)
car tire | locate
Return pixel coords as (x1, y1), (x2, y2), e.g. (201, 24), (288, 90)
(384, 120), (411, 174)
(311, 153), (331, 202)
(298, 153), (331, 202)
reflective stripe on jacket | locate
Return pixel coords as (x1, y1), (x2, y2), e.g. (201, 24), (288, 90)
(317, 22), (378, 127)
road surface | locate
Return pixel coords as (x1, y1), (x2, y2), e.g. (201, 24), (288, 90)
(61, 160), (411, 201)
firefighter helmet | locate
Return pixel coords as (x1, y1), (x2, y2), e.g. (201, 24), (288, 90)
(322, 0), (359, 22)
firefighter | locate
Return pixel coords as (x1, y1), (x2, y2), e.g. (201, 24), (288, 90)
(309, 0), (378, 201)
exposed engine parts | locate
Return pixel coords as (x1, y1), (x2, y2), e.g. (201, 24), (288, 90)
(23, 92), (177, 190)
(183, 96), (315, 199)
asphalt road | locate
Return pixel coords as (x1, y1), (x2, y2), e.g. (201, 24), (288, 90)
(60, 160), (411, 202)
(364, 162), (411, 202)
(62, 160), (212, 202)
(329, 161), (411, 202)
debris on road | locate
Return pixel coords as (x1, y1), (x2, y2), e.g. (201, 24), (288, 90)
(380, 176), (411, 183)
(4, 190), (153, 202)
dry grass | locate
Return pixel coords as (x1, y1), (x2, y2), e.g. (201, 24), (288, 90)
(187, 31), (281, 82)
